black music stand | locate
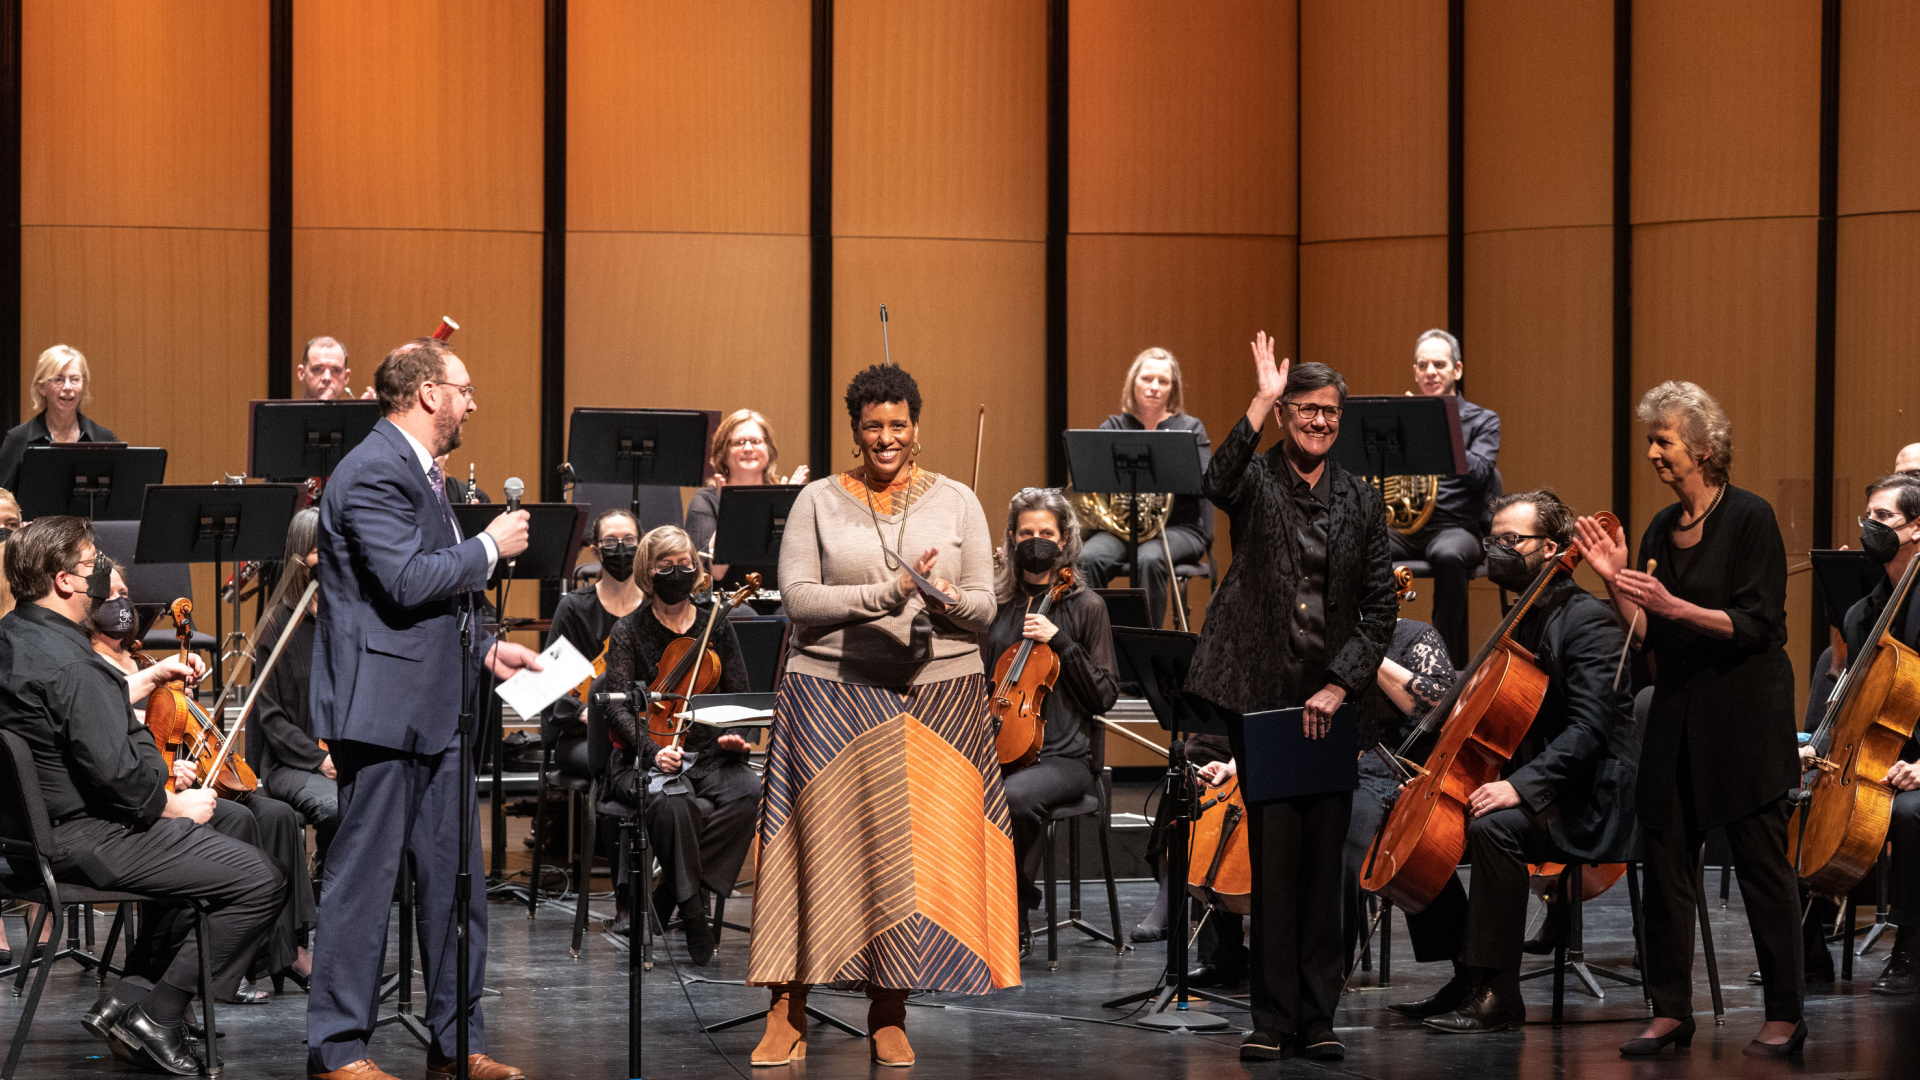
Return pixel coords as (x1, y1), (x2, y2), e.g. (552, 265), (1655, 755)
(15, 444), (167, 520)
(1327, 395), (1469, 485)
(1063, 430), (1204, 596)
(247, 399), (382, 480)
(453, 503), (588, 893)
(1811, 549), (1885, 637)
(712, 485), (804, 590)
(134, 484), (300, 697)
(566, 408), (709, 519)
(1100, 627), (1240, 1029)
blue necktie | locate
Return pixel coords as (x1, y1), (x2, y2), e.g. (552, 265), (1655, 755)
(426, 462), (460, 538)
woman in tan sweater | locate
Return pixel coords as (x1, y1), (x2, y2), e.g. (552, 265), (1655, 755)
(748, 364), (1019, 1067)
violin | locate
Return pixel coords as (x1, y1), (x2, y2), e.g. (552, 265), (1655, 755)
(642, 574), (762, 750)
(1791, 547), (1920, 894)
(990, 568), (1075, 769)
(144, 599), (258, 800)
(1363, 512), (1619, 913)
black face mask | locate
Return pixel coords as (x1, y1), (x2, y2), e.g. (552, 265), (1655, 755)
(650, 565), (698, 605)
(1484, 542), (1539, 593)
(598, 542), (636, 582)
(1861, 516), (1905, 565)
(83, 560), (114, 610)
(88, 596), (136, 639)
(1014, 537), (1061, 576)
(0, 527), (12, 545)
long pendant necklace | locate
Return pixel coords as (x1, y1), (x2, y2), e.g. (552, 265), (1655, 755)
(860, 467), (915, 570)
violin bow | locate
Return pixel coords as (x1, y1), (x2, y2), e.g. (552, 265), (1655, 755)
(971, 404), (986, 494)
(198, 580), (321, 789)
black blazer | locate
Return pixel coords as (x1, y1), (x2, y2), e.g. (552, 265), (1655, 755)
(1635, 484), (1798, 829)
(1185, 415), (1397, 711)
(0, 411), (118, 493)
(1505, 578), (1642, 861)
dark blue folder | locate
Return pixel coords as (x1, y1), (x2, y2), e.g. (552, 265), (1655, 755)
(1239, 704), (1360, 802)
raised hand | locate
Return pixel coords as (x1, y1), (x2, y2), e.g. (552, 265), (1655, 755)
(1574, 514), (1628, 583)
(1246, 331), (1292, 430)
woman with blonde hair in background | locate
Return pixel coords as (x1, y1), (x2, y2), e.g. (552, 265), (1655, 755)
(0, 344), (118, 491)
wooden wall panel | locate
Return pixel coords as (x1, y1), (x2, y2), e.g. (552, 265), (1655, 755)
(1632, 1), (1820, 224)
(1297, 237), (1447, 395)
(1839, 2), (1920, 217)
(565, 232), (810, 457)
(834, 0), (1047, 242)
(1069, 0), (1296, 236)
(1299, 0), (1447, 243)
(568, 0), (810, 234)
(293, 0), (542, 232)
(831, 239), (1046, 526)
(1833, 213), (1920, 536)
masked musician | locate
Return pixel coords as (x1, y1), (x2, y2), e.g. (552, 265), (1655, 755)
(1075, 347), (1214, 630)
(982, 488), (1120, 931)
(541, 509), (642, 745)
(1392, 330), (1501, 666)
(598, 525), (756, 963)
(1382, 491), (1639, 1033)
(687, 408), (808, 587)
(1184, 336), (1397, 1062)
(0, 518), (285, 1075)
(0, 344), (119, 492)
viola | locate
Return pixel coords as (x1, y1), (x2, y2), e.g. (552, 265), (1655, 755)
(1791, 549), (1920, 894)
(990, 568), (1075, 769)
(144, 599), (258, 800)
(643, 574), (762, 750)
(1362, 512), (1619, 913)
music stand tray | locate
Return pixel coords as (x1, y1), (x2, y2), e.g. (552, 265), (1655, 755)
(712, 485), (804, 587)
(1327, 395), (1468, 479)
(1064, 429), (1205, 584)
(16, 444), (168, 520)
(451, 503), (587, 586)
(248, 399), (382, 481)
(1108, 627), (1225, 737)
(567, 408), (709, 521)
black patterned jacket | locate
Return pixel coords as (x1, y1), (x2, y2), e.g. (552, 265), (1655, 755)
(1185, 415), (1397, 712)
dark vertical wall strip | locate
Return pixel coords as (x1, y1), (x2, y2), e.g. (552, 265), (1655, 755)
(267, 0), (292, 400)
(808, 0), (834, 476)
(1611, 0), (1633, 535)
(1044, 0), (1067, 486)
(1446, 0), (1464, 340)
(0, 0), (19, 425)
(540, 0), (566, 503)
(1810, 0), (1841, 659)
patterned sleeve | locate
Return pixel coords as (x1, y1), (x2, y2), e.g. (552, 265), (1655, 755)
(1396, 622), (1455, 722)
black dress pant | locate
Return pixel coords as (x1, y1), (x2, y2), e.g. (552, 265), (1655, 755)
(48, 815), (285, 1003)
(1388, 524), (1482, 666)
(1456, 806), (1570, 973)
(1641, 778), (1804, 1022)
(1077, 525), (1208, 631)
(1002, 756), (1094, 910)
(133, 797), (316, 982)
(1241, 789), (1352, 1038)
(1890, 787), (1920, 933)
(610, 760), (760, 909)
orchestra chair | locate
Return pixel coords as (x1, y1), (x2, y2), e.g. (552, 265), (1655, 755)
(1037, 728), (1125, 970)
(1831, 846), (1894, 982)
(90, 520), (220, 657)
(0, 731), (220, 1079)
(528, 691), (591, 922)
(1518, 859), (1645, 1026)
(1171, 557), (1215, 628)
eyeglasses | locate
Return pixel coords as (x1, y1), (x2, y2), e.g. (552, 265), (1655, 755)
(1482, 533), (1549, 551)
(1284, 401), (1344, 422)
(43, 375), (84, 389)
(64, 555), (99, 575)
(428, 381), (475, 402)
(728, 436), (768, 449)
(1862, 512), (1910, 528)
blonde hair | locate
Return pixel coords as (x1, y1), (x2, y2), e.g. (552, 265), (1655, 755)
(30, 345), (91, 412)
(638, 525), (711, 600)
(1636, 380), (1733, 486)
(1120, 347), (1184, 417)
(708, 409), (786, 484)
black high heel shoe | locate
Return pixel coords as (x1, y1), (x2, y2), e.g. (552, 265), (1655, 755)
(1620, 1016), (1695, 1056)
(1743, 1019), (1807, 1058)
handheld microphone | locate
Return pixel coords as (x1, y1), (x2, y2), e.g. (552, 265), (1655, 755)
(502, 477), (525, 573)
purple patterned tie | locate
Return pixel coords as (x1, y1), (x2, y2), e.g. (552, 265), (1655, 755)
(426, 462), (460, 538)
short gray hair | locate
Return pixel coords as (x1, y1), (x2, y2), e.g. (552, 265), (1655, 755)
(1415, 328), (1462, 367)
(1283, 361), (1348, 405)
(1636, 380), (1733, 486)
(996, 487), (1084, 605)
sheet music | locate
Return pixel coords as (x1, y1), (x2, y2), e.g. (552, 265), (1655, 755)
(495, 637), (595, 718)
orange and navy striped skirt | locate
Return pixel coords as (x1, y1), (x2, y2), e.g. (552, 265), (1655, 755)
(747, 671), (1022, 993)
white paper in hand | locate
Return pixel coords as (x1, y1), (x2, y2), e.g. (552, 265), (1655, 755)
(495, 637), (595, 719)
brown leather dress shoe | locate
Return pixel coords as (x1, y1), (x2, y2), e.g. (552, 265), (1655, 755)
(425, 1053), (527, 1080)
(310, 1061), (402, 1080)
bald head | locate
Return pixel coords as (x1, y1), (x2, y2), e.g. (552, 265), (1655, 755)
(1897, 443), (1920, 475)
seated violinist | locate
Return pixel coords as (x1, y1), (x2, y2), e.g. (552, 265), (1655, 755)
(0, 517), (285, 1075)
(981, 489), (1119, 931)
(1386, 490), (1639, 1033)
(599, 525), (759, 964)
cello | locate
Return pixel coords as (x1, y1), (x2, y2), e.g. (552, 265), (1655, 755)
(990, 568), (1075, 769)
(144, 599), (258, 800)
(641, 574), (762, 749)
(1092, 717), (1252, 916)
(1791, 546), (1920, 894)
(1363, 512), (1618, 913)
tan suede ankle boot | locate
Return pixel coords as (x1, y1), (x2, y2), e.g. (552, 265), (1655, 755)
(867, 987), (914, 1067)
(750, 984), (808, 1066)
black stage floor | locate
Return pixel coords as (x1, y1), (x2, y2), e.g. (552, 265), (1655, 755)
(4, 875), (1915, 1079)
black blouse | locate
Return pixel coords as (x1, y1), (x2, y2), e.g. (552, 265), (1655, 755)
(542, 585), (625, 734)
(601, 602), (750, 780)
(981, 583), (1120, 771)
(1635, 484), (1798, 828)
(0, 410), (118, 492)
(248, 605), (322, 777)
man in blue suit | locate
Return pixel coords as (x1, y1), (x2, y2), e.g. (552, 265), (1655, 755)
(305, 338), (541, 1080)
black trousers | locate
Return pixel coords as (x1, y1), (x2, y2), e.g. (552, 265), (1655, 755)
(1890, 787), (1920, 933)
(1642, 781), (1804, 1022)
(1239, 788), (1352, 1037)
(1456, 807), (1570, 973)
(1389, 524), (1482, 666)
(1002, 756), (1094, 909)
(610, 759), (760, 909)
(1077, 525), (1208, 631)
(48, 815), (285, 1004)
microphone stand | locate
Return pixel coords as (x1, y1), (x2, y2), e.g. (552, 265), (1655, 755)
(456, 606), (475, 1080)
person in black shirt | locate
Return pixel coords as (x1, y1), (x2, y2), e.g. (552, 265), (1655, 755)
(541, 509), (644, 773)
(600, 525), (757, 964)
(686, 409), (807, 589)
(0, 517), (283, 1074)
(1075, 348), (1214, 631)
(248, 509), (340, 849)
(0, 345), (119, 492)
(1185, 335), (1397, 1062)
(1576, 381), (1805, 1057)
(1389, 330), (1500, 666)
(981, 488), (1120, 928)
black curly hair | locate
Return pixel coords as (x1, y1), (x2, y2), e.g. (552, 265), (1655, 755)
(844, 364), (922, 425)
